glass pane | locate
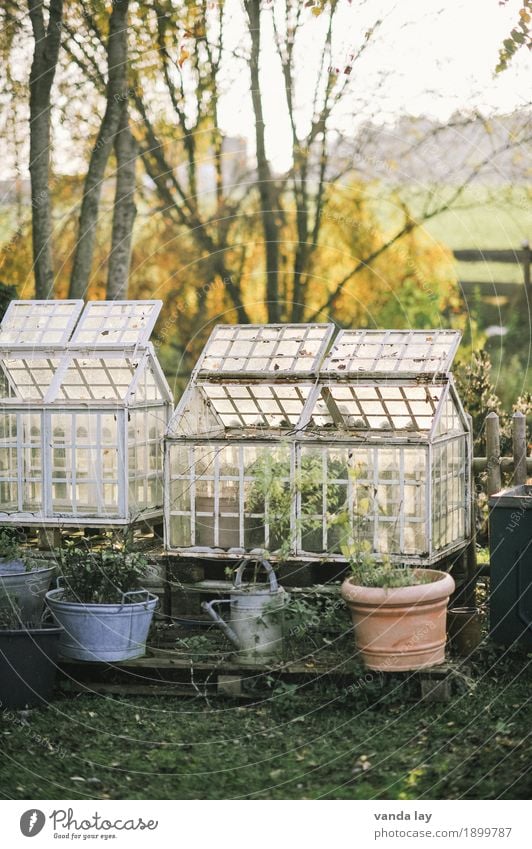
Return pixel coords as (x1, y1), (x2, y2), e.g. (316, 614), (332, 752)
(1, 358), (58, 400)
(57, 358), (135, 401)
(323, 329), (461, 374)
(432, 437), (466, 551)
(199, 324), (333, 375)
(0, 300), (83, 347)
(0, 412), (18, 510)
(243, 445), (291, 551)
(312, 383), (441, 431)
(69, 300), (161, 348)
(170, 514), (191, 548)
(202, 383), (311, 429)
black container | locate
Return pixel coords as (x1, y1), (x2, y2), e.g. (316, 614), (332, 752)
(0, 623), (63, 709)
(489, 485), (532, 649)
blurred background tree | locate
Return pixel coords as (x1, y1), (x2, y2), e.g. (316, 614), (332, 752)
(0, 0), (530, 398)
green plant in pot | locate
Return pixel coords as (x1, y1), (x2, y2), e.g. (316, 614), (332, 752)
(0, 529), (56, 623)
(340, 539), (455, 672)
(45, 535), (158, 662)
(0, 594), (63, 709)
(245, 451), (349, 557)
(0, 529), (23, 568)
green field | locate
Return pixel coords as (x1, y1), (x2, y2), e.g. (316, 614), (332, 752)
(422, 187), (532, 286)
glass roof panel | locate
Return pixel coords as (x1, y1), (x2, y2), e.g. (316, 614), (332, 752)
(53, 357), (136, 401)
(0, 358), (60, 400)
(197, 324), (333, 375)
(69, 300), (162, 348)
(201, 383), (312, 428)
(0, 300), (83, 347)
(323, 329), (461, 374)
(310, 384), (444, 431)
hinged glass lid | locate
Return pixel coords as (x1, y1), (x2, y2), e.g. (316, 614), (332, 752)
(68, 300), (162, 348)
(0, 300), (84, 348)
(323, 329), (461, 375)
(197, 323), (334, 376)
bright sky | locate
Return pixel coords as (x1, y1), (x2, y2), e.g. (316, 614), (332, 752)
(217, 0), (531, 172)
(1, 0), (530, 181)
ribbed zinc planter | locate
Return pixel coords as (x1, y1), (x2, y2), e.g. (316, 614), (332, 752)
(341, 569), (455, 671)
(0, 561), (55, 623)
(45, 588), (158, 662)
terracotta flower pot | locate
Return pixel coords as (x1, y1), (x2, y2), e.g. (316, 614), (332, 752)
(341, 569), (455, 671)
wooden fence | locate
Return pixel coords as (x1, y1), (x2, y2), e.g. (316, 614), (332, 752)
(473, 411), (531, 496)
(454, 242), (531, 304)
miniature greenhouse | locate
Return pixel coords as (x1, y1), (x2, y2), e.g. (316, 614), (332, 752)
(0, 299), (172, 527)
(165, 324), (471, 565)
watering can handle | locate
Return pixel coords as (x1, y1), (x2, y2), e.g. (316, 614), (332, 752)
(233, 557), (278, 592)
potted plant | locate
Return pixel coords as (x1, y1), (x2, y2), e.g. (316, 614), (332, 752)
(0, 597), (63, 709)
(0, 529), (56, 623)
(45, 539), (158, 662)
(341, 541), (455, 671)
(245, 451), (349, 556)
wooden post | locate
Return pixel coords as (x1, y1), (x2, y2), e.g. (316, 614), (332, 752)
(512, 411), (528, 486)
(464, 412), (478, 608)
(523, 240), (531, 299)
(485, 412), (502, 496)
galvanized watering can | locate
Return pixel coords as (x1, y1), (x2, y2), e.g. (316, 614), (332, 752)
(201, 558), (287, 663)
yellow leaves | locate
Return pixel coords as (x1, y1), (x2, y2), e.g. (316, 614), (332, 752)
(178, 47), (190, 68)
(184, 21), (206, 39)
(305, 0), (326, 15)
(177, 16), (206, 68)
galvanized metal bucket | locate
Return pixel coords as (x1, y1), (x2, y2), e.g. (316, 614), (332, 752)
(45, 587), (158, 662)
(0, 561), (56, 623)
(202, 558), (287, 663)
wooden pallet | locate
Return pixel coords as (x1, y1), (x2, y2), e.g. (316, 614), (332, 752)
(58, 647), (459, 702)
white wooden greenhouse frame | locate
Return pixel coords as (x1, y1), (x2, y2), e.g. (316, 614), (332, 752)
(0, 299), (172, 527)
(165, 325), (472, 565)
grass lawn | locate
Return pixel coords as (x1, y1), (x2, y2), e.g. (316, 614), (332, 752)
(0, 645), (530, 801)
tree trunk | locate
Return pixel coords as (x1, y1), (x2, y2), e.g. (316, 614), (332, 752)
(244, 0), (280, 322)
(107, 106), (137, 299)
(69, 0), (130, 299)
(28, 0), (63, 299)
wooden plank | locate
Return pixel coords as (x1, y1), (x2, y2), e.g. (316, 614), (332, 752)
(59, 652), (359, 677)
(59, 680), (201, 698)
(512, 412), (528, 486)
(459, 281), (520, 297)
(453, 249), (526, 263)
(473, 457), (532, 474)
(485, 412), (502, 496)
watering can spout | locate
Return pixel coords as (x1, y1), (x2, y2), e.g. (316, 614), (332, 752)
(201, 599), (241, 649)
